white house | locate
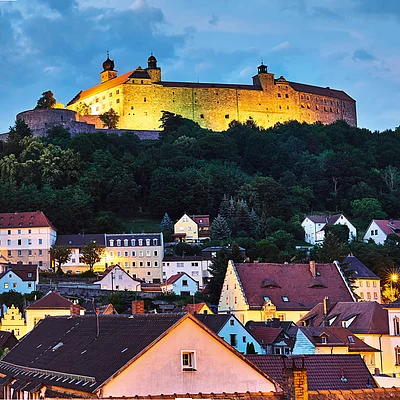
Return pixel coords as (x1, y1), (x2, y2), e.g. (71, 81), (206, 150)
(0, 264), (38, 294)
(161, 272), (198, 296)
(195, 313), (264, 354)
(94, 265), (142, 291)
(301, 214), (356, 245)
(0, 211), (57, 270)
(363, 219), (400, 245)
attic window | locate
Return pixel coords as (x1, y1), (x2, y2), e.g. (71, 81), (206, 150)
(348, 336), (355, 343)
(282, 296), (289, 302)
(321, 336), (327, 344)
(341, 315), (357, 328)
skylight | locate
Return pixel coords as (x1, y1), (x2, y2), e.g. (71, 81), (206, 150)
(282, 296), (289, 302)
(51, 342), (64, 352)
(348, 336), (355, 343)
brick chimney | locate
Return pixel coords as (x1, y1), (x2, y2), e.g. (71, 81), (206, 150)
(70, 304), (81, 316)
(282, 357), (308, 400)
(309, 260), (316, 277)
(132, 300), (145, 314)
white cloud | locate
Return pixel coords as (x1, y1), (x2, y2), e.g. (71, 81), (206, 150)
(271, 41), (290, 52)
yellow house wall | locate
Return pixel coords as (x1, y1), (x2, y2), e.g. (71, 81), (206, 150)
(315, 346), (349, 354)
(0, 305), (27, 339)
(25, 309), (85, 333)
(101, 317), (277, 397)
(354, 279), (381, 303)
(174, 215), (198, 242)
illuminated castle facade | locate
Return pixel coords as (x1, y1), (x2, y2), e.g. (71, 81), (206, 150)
(67, 55), (357, 131)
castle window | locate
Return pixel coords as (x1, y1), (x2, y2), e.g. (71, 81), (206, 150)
(109, 93), (112, 97)
(141, 80), (144, 84)
(316, 105), (319, 110)
(301, 103), (305, 108)
(307, 104), (311, 109)
(279, 105), (282, 109)
(330, 100), (333, 105)
(287, 106), (289, 109)
(96, 98), (99, 103)
(306, 96), (309, 100)
(173, 92), (174, 95)
(116, 90), (119, 94)
(277, 93), (281, 97)
(96, 107), (99, 111)
(336, 109), (339, 113)
(324, 99), (327, 104)
(225, 114), (229, 119)
(116, 99), (120, 104)
(324, 106), (328, 112)
(301, 95), (304, 99)
(200, 114), (204, 119)
(330, 107), (333, 112)
(131, 106), (134, 110)
(60, 116), (63, 120)
(315, 97), (319, 102)
(144, 97), (146, 102)
(285, 94), (289, 98)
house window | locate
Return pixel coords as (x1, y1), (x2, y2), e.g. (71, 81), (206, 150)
(131, 239), (135, 246)
(373, 281), (377, 287)
(321, 336), (327, 344)
(181, 351), (196, 371)
(28, 239), (32, 245)
(146, 250), (151, 257)
(230, 319), (234, 326)
(242, 336), (247, 343)
(7, 230), (11, 235)
(4, 283), (8, 289)
(359, 281), (363, 287)
(277, 93), (281, 97)
(28, 229), (31, 234)
(13, 283), (17, 288)
(28, 250), (32, 256)
(124, 239), (128, 246)
(147, 261), (151, 267)
(282, 296), (289, 302)
(109, 239), (114, 246)
(117, 252), (121, 257)
(39, 239), (43, 245)
(139, 251), (144, 257)
(17, 229), (21, 234)
(348, 336), (355, 343)
(18, 239), (21, 246)
(125, 262), (129, 267)
(374, 292), (378, 300)
(394, 317), (400, 336)
(116, 240), (121, 247)
(124, 251), (129, 257)
(225, 114), (229, 119)
(132, 262), (136, 267)
(7, 250), (11, 257)
(7, 240), (11, 246)
(146, 239), (150, 246)
(154, 250), (158, 256)
(132, 251), (136, 257)
(182, 280), (188, 286)
(366, 281), (370, 287)
(18, 250), (22, 257)
(396, 347), (400, 365)
(139, 239), (143, 246)
(367, 292), (371, 299)
(28, 283), (32, 288)
(139, 262), (144, 267)
(230, 334), (237, 347)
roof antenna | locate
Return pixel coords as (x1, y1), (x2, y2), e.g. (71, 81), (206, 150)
(261, 58), (264, 65)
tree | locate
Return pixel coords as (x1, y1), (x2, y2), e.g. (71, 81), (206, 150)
(49, 244), (72, 274)
(75, 102), (90, 116)
(210, 214), (231, 240)
(316, 232), (348, 263)
(325, 224), (350, 244)
(246, 342), (257, 354)
(99, 108), (119, 129)
(80, 240), (105, 271)
(351, 198), (387, 223)
(35, 90), (56, 109)
(160, 212), (173, 233)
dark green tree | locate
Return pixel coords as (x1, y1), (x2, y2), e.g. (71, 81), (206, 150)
(211, 214), (231, 240)
(160, 212), (174, 233)
(99, 108), (119, 129)
(316, 232), (348, 263)
(35, 90), (56, 109)
(80, 240), (106, 271)
(49, 244), (72, 274)
(246, 342), (257, 354)
(325, 224), (350, 244)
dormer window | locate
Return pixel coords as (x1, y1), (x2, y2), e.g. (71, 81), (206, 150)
(116, 239), (121, 247)
(139, 239), (143, 246)
(109, 240), (114, 247)
(321, 336), (327, 344)
(124, 239), (128, 246)
(153, 239), (158, 246)
(341, 315), (357, 328)
(146, 239), (150, 246)
(131, 239), (135, 246)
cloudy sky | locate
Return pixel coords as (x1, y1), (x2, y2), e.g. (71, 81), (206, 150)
(0, 0), (400, 132)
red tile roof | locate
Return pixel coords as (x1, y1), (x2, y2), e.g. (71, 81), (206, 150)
(372, 219), (400, 237)
(249, 327), (283, 345)
(247, 354), (377, 390)
(26, 291), (85, 310)
(0, 211), (55, 230)
(1, 264), (37, 282)
(235, 262), (354, 311)
(184, 302), (209, 314)
(165, 272), (192, 285)
(299, 301), (388, 334)
(190, 215), (210, 227)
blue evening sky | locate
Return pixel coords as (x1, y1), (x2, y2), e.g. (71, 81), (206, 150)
(0, 0), (399, 132)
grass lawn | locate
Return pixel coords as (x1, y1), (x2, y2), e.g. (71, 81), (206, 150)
(121, 216), (161, 233)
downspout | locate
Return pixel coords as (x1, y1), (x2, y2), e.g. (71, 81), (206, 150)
(379, 333), (383, 373)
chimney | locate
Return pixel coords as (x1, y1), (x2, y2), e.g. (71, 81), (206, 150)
(282, 357), (308, 400)
(309, 260), (316, 277)
(323, 296), (330, 319)
(132, 300), (145, 314)
(70, 304), (81, 316)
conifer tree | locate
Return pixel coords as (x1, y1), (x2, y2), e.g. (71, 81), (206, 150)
(228, 196), (236, 218)
(218, 194), (230, 218)
(246, 342), (257, 354)
(316, 232), (348, 263)
(160, 212), (173, 233)
(210, 214), (231, 240)
(236, 200), (251, 234)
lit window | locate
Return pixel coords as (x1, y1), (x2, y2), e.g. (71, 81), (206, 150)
(181, 351), (196, 371)
(396, 347), (400, 365)
(4, 283), (8, 289)
(394, 317), (400, 336)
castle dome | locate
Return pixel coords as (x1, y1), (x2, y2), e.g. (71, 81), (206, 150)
(103, 55), (115, 71)
(147, 54), (157, 69)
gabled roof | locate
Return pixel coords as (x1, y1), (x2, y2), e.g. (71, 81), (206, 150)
(165, 272), (195, 285)
(0, 264), (37, 282)
(25, 291), (85, 311)
(249, 327), (283, 345)
(67, 70), (134, 105)
(0, 331), (18, 350)
(190, 215), (210, 227)
(194, 314), (231, 333)
(0, 313), (280, 394)
(288, 81), (355, 102)
(299, 301), (388, 334)
(0, 211), (55, 230)
(297, 326), (379, 352)
(184, 302), (211, 314)
(95, 264), (141, 283)
(56, 234), (105, 248)
(247, 354), (377, 391)
(234, 262), (354, 311)
(370, 219), (400, 237)
(343, 256), (379, 280)
(128, 67), (150, 79)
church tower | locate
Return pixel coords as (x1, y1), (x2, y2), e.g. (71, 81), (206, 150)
(100, 53), (117, 83)
(146, 54), (161, 82)
(252, 62), (274, 91)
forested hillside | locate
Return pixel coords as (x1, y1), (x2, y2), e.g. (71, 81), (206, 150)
(2, 113), (400, 278)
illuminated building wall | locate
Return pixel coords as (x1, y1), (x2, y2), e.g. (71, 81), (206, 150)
(67, 55), (357, 131)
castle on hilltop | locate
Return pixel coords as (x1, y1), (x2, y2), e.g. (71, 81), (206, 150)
(67, 54), (357, 131)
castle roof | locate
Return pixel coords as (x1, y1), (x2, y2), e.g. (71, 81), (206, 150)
(288, 81), (355, 102)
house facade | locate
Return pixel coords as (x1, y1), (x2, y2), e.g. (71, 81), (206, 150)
(105, 233), (163, 283)
(0, 305), (27, 339)
(218, 260), (355, 325)
(173, 214), (210, 243)
(161, 272), (198, 296)
(0, 313), (279, 398)
(94, 264), (142, 291)
(0, 211), (56, 270)
(195, 314), (264, 354)
(301, 214), (356, 245)
(363, 219), (400, 244)
(0, 264), (38, 294)
(343, 255), (381, 303)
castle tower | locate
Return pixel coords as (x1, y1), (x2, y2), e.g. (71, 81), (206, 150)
(100, 52), (118, 83)
(252, 62), (274, 91)
(146, 54), (161, 82)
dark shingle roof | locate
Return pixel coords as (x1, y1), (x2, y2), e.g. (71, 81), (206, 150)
(56, 234), (105, 248)
(343, 256), (379, 279)
(246, 354), (377, 390)
(0, 331), (18, 350)
(0, 314), (186, 393)
(194, 314), (231, 333)
(235, 263), (354, 311)
(299, 301), (388, 334)
(0, 264), (37, 282)
(288, 82), (355, 102)
(26, 291), (85, 310)
(129, 68), (151, 79)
